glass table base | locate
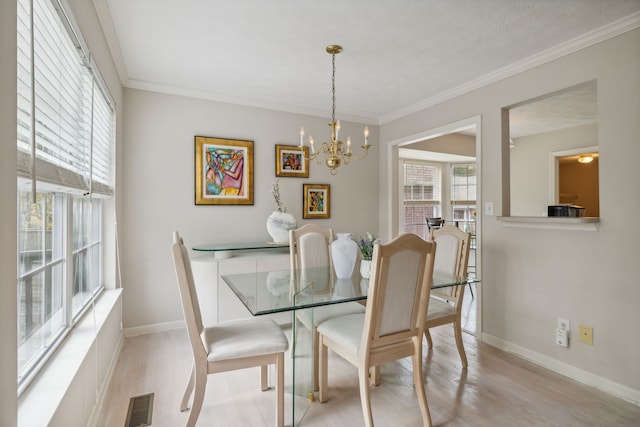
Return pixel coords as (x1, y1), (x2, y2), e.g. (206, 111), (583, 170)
(282, 311), (316, 426)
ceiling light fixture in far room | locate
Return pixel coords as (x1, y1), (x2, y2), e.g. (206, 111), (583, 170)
(299, 45), (371, 175)
(578, 154), (594, 164)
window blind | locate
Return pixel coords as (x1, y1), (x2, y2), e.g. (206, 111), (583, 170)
(403, 160), (441, 202)
(17, 0), (114, 196)
(451, 163), (476, 203)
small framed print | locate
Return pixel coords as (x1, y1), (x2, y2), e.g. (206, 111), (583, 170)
(195, 136), (254, 205)
(303, 183), (330, 219)
(275, 144), (309, 177)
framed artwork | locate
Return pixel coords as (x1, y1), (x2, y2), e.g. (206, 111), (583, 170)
(303, 183), (330, 219)
(195, 136), (254, 205)
(275, 144), (309, 177)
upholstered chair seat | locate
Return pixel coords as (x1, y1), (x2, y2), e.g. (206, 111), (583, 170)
(425, 298), (456, 320)
(201, 318), (289, 362)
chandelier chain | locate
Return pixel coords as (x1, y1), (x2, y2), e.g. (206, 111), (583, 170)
(331, 52), (336, 125)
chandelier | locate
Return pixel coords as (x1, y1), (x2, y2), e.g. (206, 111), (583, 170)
(299, 45), (371, 175)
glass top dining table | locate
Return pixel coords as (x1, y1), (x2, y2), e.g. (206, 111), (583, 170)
(221, 267), (479, 316)
(220, 266), (480, 426)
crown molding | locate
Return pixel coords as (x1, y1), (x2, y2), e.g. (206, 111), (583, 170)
(379, 12), (640, 125)
(124, 78), (378, 124)
(92, 0), (128, 85)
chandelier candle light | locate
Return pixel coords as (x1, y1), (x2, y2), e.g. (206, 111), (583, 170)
(299, 45), (372, 175)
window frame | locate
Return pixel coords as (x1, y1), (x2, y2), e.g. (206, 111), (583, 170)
(450, 162), (477, 222)
(16, 0), (114, 393)
(402, 160), (442, 238)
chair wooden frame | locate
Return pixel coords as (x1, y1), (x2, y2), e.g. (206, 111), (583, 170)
(172, 232), (288, 427)
(425, 224), (471, 368)
(318, 233), (436, 427)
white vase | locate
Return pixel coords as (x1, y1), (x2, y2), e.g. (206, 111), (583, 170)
(360, 259), (372, 279)
(360, 278), (370, 296)
(332, 278), (356, 299)
(266, 211), (297, 243)
(331, 233), (358, 279)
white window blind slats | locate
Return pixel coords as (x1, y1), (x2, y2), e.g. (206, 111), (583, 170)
(16, 95), (32, 151)
(17, 0), (114, 197)
(91, 94), (112, 185)
(16, 17), (32, 152)
(451, 164), (477, 203)
(33, 21), (88, 176)
(403, 161), (441, 202)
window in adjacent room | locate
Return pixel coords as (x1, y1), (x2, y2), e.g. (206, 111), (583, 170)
(450, 162), (477, 238)
(403, 161), (441, 237)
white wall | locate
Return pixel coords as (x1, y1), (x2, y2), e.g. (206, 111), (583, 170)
(120, 89), (380, 329)
(510, 123), (598, 216)
(381, 29), (640, 400)
(1, 0), (18, 425)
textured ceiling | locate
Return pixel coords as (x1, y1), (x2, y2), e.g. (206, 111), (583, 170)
(509, 81), (598, 138)
(97, 0), (639, 132)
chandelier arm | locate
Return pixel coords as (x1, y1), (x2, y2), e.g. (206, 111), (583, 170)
(308, 142), (332, 162)
(352, 145), (372, 161)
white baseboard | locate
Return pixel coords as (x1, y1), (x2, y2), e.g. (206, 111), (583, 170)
(482, 332), (640, 406)
(124, 319), (185, 337)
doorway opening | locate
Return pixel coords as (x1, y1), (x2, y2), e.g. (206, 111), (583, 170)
(387, 116), (481, 335)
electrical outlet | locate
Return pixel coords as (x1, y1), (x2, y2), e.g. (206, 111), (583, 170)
(556, 318), (570, 347)
(557, 318), (570, 331)
(579, 324), (593, 345)
(555, 328), (569, 347)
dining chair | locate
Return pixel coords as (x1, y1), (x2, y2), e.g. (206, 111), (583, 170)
(289, 223), (365, 391)
(317, 233), (436, 427)
(426, 217), (445, 233)
(425, 224), (471, 368)
(171, 231), (289, 427)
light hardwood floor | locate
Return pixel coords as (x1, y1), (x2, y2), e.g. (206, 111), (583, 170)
(95, 325), (639, 426)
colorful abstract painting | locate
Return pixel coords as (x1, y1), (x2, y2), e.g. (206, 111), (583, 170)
(195, 136), (253, 205)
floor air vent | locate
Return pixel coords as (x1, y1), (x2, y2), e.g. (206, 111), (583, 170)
(125, 393), (154, 427)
